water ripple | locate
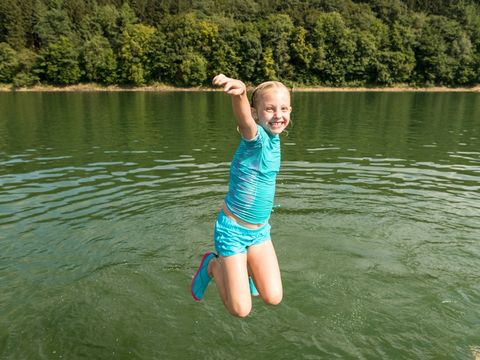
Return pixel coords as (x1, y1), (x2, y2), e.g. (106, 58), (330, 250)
(280, 156), (480, 235)
(0, 153), (230, 231)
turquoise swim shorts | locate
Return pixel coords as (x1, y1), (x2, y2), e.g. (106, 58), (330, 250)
(214, 210), (271, 257)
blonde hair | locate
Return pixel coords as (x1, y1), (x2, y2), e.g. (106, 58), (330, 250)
(250, 81), (290, 109)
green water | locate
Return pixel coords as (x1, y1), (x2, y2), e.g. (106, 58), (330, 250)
(0, 92), (479, 359)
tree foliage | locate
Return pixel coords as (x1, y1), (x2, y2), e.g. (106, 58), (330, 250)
(38, 35), (81, 85)
(0, 0), (479, 87)
(0, 42), (18, 83)
(82, 35), (117, 84)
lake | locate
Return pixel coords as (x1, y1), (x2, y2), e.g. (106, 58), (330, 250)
(0, 91), (479, 359)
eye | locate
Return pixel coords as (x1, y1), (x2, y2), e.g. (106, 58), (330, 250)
(265, 107), (274, 112)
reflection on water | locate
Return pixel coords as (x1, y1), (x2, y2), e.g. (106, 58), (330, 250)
(0, 92), (479, 359)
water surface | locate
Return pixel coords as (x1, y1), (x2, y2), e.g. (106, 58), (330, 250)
(0, 91), (479, 359)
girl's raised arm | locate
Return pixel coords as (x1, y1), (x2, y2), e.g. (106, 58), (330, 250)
(212, 74), (257, 140)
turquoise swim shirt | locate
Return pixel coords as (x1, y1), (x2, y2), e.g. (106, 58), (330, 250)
(224, 124), (280, 224)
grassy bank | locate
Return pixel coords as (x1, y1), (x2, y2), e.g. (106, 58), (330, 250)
(1, 83), (480, 93)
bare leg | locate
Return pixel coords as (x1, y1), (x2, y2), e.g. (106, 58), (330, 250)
(208, 253), (252, 317)
(247, 240), (283, 305)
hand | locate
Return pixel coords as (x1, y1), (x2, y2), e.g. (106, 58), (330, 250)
(212, 74), (256, 138)
(212, 74), (246, 96)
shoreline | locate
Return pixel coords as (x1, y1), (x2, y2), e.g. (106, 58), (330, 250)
(1, 83), (479, 93)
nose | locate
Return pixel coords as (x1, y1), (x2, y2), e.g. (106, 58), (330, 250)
(275, 109), (282, 119)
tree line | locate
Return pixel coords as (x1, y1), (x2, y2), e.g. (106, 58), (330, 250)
(0, 0), (479, 88)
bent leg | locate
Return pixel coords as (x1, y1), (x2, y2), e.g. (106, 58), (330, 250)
(209, 253), (252, 317)
(247, 240), (283, 306)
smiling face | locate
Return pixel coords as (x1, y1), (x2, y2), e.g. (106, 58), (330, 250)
(251, 84), (291, 136)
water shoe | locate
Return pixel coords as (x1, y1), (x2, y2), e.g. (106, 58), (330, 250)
(249, 276), (259, 297)
(191, 252), (216, 301)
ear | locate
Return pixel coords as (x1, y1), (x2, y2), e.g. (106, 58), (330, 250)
(251, 107), (258, 120)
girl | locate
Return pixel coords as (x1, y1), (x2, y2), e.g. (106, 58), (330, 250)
(191, 74), (291, 317)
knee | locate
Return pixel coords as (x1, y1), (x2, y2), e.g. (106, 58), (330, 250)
(262, 290), (283, 306)
(229, 302), (252, 318)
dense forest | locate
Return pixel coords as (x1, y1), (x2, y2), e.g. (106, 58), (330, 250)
(0, 0), (479, 88)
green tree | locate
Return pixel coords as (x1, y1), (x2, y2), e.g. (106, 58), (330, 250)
(161, 13), (197, 82)
(452, 32), (476, 85)
(0, 0), (26, 49)
(80, 3), (135, 52)
(361, 0), (408, 24)
(12, 48), (40, 88)
(177, 52), (208, 86)
(118, 2), (138, 31)
(413, 14), (472, 85)
(82, 34), (117, 84)
(88, 4), (119, 41)
(38, 35), (81, 85)
(33, 2), (74, 47)
(0, 42), (18, 83)
(261, 47), (277, 81)
(160, 13), (210, 84)
(197, 19), (240, 81)
(63, 0), (95, 31)
(376, 22), (416, 84)
(216, 0), (260, 21)
(260, 14), (295, 80)
(208, 40), (240, 81)
(342, 9), (390, 84)
(147, 30), (169, 83)
(117, 24), (156, 85)
(234, 23), (262, 82)
(311, 12), (356, 85)
(290, 26), (314, 84)
(351, 29), (379, 84)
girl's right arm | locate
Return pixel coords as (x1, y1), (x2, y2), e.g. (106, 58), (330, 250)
(212, 74), (257, 140)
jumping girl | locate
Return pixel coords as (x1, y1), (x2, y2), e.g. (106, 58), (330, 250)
(191, 74), (292, 317)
